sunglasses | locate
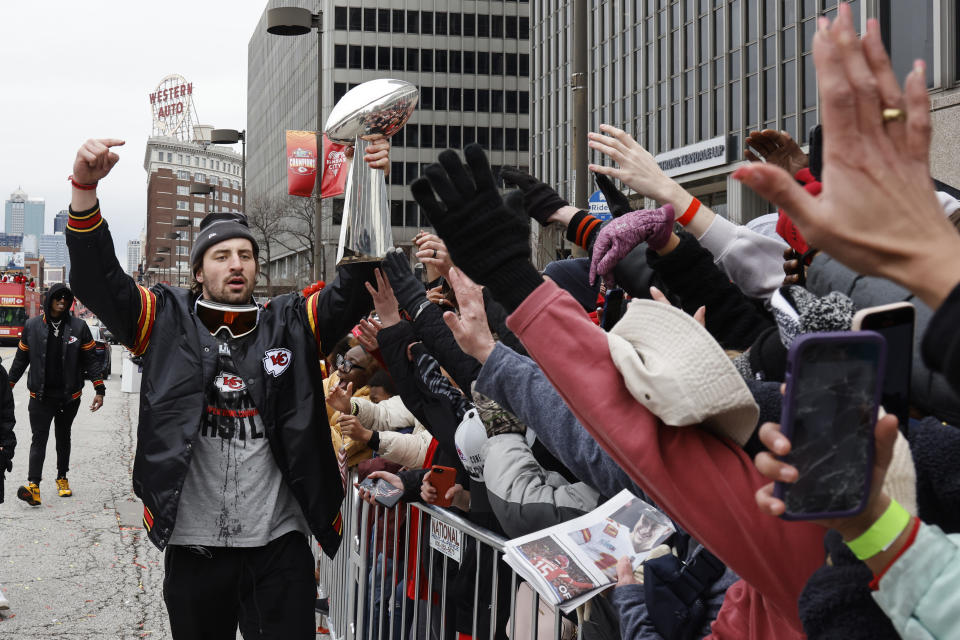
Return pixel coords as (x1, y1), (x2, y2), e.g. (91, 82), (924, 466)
(195, 298), (260, 339)
(336, 353), (366, 374)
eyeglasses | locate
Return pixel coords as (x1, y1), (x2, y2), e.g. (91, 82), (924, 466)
(195, 298), (260, 339)
(336, 353), (365, 374)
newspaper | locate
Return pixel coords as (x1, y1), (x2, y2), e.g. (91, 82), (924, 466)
(503, 489), (675, 613)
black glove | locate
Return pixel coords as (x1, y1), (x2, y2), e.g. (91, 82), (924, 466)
(500, 167), (569, 227)
(594, 173), (632, 218)
(381, 248), (429, 315)
(412, 146), (543, 312)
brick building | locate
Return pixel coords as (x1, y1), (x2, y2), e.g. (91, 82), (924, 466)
(143, 136), (244, 286)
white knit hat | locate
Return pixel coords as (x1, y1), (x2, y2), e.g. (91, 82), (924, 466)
(454, 408), (488, 483)
(607, 299), (759, 446)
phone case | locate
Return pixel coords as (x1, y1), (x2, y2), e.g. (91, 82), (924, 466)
(775, 331), (886, 520)
(428, 466), (457, 508)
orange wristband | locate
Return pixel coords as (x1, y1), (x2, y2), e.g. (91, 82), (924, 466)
(676, 197), (701, 226)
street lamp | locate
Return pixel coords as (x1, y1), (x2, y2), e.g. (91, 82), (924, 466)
(166, 231), (183, 287)
(174, 219), (193, 278)
(190, 182), (216, 217)
(210, 128), (246, 207)
(267, 6), (324, 282)
(152, 255), (166, 285)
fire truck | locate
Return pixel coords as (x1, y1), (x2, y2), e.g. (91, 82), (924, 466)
(0, 281), (43, 342)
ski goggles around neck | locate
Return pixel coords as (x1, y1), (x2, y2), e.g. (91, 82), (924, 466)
(194, 298), (260, 339)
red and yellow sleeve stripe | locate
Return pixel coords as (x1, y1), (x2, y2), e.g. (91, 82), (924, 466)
(129, 285), (157, 357)
(17, 340), (28, 351)
(67, 205), (104, 233)
(305, 290), (323, 356)
(142, 505), (154, 532)
(81, 339), (96, 351)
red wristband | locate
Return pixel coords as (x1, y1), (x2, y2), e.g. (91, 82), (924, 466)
(68, 175), (98, 191)
(676, 197), (701, 226)
(869, 516), (921, 590)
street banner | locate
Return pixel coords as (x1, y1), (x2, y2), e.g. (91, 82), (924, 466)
(320, 134), (349, 199)
(286, 130), (318, 197)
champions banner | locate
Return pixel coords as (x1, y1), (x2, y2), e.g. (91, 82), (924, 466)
(320, 134), (349, 199)
(286, 130), (318, 197)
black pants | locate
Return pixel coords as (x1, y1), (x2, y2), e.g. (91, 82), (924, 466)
(163, 531), (316, 640)
(28, 396), (81, 484)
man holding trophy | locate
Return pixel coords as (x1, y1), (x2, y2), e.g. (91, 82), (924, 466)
(64, 125), (396, 638)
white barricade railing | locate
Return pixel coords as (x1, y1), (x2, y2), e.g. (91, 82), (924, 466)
(315, 469), (574, 640)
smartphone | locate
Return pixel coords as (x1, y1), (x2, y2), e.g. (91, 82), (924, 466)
(427, 466), (458, 508)
(852, 303), (915, 433)
(775, 331), (886, 520)
(808, 124), (823, 181)
(358, 477), (403, 509)
(601, 289), (626, 331)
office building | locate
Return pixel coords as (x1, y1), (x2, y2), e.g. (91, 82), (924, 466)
(39, 233), (70, 277)
(247, 0), (531, 286)
(5, 188), (44, 238)
(127, 239), (143, 277)
(53, 209), (69, 234)
(531, 0), (960, 231)
(143, 137), (244, 286)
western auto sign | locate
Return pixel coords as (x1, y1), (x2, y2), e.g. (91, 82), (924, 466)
(287, 130), (318, 197)
(150, 74), (194, 138)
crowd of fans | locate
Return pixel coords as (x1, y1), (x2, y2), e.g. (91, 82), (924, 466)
(321, 9), (959, 640)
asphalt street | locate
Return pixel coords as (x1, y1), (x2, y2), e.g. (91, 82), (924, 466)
(0, 346), (172, 639)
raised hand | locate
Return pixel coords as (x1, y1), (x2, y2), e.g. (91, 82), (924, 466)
(744, 129), (809, 177)
(500, 166), (570, 226)
(356, 317), (382, 353)
(441, 267), (496, 364)
(733, 6), (960, 310)
(364, 268), (402, 327)
(362, 136), (391, 176)
(73, 138), (125, 185)
(381, 248), (428, 314)
(327, 381), (353, 415)
(593, 173), (632, 218)
(589, 206), (675, 286)
(413, 233), (454, 276)
(411, 145), (542, 311)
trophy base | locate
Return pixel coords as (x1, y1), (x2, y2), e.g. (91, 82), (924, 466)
(336, 251), (384, 266)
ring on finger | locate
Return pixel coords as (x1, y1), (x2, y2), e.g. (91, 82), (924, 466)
(432, 249), (438, 259)
(882, 107), (906, 123)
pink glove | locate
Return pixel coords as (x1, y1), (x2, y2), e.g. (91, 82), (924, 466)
(589, 204), (675, 286)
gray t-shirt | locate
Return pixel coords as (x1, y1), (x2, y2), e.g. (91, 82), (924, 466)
(169, 340), (310, 547)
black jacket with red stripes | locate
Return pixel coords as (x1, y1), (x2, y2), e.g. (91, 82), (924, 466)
(8, 282), (105, 401)
(65, 202), (374, 556)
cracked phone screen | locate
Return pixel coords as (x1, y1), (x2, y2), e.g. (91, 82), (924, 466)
(783, 341), (881, 516)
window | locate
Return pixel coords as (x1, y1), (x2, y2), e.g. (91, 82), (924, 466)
(449, 126), (462, 148)
(477, 127), (489, 148)
(491, 90), (504, 112)
(519, 129), (529, 152)
(407, 10), (418, 33)
(506, 15), (518, 38)
(363, 8), (375, 31)
(176, 201), (188, 210)
(435, 12), (447, 35)
(378, 9), (390, 32)
(421, 126), (432, 148)
(477, 51), (490, 74)
(378, 47), (390, 70)
(193, 217), (203, 226)
(167, 153), (173, 162)
(450, 13), (462, 35)
(506, 53), (518, 76)
(194, 172), (205, 182)
(209, 176), (219, 186)
(464, 88), (476, 111)
(349, 45), (362, 69)
(435, 50), (447, 73)
(478, 89), (490, 111)
(194, 203), (204, 213)
(449, 50), (461, 73)
(435, 126), (447, 148)
(463, 51), (476, 74)
(519, 16), (529, 39)
(176, 185), (189, 195)
(420, 49), (433, 72)
(334, 82), (347, 103)
(491, 128), (503, 151)
(435, 87), (447, 110)
(492, 52), (504, 75)
(363, 46), (376, 70)
(491, 15), (504, 38)
(449, 88), (462, 110)
(477, 15), (490, 37)
(463, 126), (476, 145)
(176, 245), (189, 256)
(463, 13), (475, 36)
(519, 90), (529, 114)
(421, 88), (433, 109)
(392, 47), (405, 71)
(392, 9), (404, 32)
(506, 91), (517, 113)
(406, 48), (419, 71)
(519, 54), (529, 76)
(334, 7), (347, 30)
(421, 11), (433, 35)
(880, 0), (935, 87)
(349, 7), (361, 30)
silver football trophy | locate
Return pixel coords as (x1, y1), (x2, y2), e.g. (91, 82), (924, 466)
(325, 79), (419, 263)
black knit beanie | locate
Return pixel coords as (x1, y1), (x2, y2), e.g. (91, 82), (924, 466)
(189, 212), (259, 273)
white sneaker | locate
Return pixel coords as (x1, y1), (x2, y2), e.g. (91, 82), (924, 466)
(0, 585), (9, 611)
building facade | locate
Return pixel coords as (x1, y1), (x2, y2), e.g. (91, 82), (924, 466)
(143, 137), (244, 286)
(247, 0), (531, 286)
(4, 189), (44, 238)
(531, 0), (960, 236)
(38, 234), (70, 276)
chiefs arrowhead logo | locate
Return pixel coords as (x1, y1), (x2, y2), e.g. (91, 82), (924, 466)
(214, 371), (246, 392)
(263, 348), (292, 377)
(68, 336), (78, 344)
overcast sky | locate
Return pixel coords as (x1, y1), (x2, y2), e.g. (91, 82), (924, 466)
(0, 1), (269, 266)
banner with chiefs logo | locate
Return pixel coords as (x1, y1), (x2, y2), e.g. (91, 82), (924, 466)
(286, 130), (318, 197)
(320, 134), (349, 199)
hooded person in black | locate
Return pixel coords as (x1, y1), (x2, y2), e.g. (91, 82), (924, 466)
(9, 282), (105, 505)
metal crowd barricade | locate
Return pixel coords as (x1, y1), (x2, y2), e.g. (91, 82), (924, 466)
(314, 469), (572, 640)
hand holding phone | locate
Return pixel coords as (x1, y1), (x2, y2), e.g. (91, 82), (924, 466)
(852, 302), (915, 433)
(774, 331), (885, 520)
(423, 466), (457, 508)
